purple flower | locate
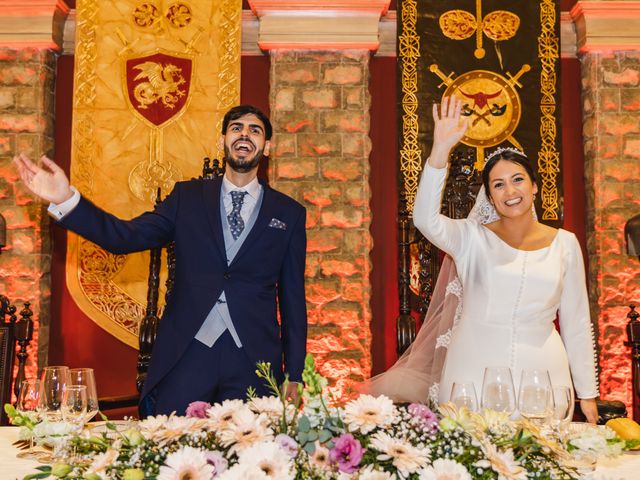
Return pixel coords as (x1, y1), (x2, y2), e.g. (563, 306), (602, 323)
(205, 450), (228, 477)
(408, 403), (439, 432)
(185, 400), (211, 418)
(275, 433), (299, 458)
(329, 433), (365, 474)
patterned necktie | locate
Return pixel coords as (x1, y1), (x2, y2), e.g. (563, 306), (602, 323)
(228, 190), (248, 240)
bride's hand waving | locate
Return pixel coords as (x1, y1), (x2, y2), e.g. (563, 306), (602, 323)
(428, 96), (468, 169)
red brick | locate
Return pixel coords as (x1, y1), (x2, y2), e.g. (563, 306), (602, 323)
(321, 207), (363, 228)
(344, 87), (365, 108)
(0, 65), (38, 86)
(596, 135), (621, 159)
(343, 134), (370, 158)
(276, 63), (319, 84)
(275, 158), (317, 179)
(16, 87), (41, 110)
(321, 158), (363, 181)
(0, 48), (18, 61)
(322, 111), (367, 133)
(305, 206), (320, 229)
(306, 229), (343, 253)
(603, 68), (640, 87)
(320, 259), (360, 277)
(344, 185), (368, 206)
(322, 65), (363, 85)
(343, 229), (370, 253)
(301, 89), (338, 109)
(273, 88), (295, 112)
(599, 89), (620, 112)
(0, 205), (37, 229)
(0, 134), (15, 155)
(302, 185), (341, 207)
(272, 134), (296, 158)
(0, 114), (43, 132)
(0, 88), (15, 110)
(314, 305), (360, 328)
(305, 254), (321, 277)
(601, 114), (638, 136)
(306, 280), (341, 305)
(298, 134), (341, 157)
(621, 89), (640, 111)
(342, 279), (369, 302)
(9, 230), (37, 255)
(276, 111), (317, 133)
(623, 137), (640, 158)
(307, 334), (349, 353)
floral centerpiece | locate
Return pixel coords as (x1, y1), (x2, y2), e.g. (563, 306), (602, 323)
(6, 356), (628, 480)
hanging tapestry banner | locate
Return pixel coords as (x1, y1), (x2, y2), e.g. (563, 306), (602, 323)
(397, 0), (562, 309)
(67, 0), (241, 348)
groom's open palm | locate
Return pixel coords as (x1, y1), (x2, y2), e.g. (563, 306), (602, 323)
(13, 153), (73, 205)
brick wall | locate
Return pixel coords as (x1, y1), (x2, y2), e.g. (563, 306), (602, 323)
(269, 50), (372, 398)
(0, 47), (56, 378)
(581, 51), (640, 411)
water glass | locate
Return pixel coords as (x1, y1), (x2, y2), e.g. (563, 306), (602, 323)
(16, 379), (45, 460)
(69, 368), (99, 422)
(518, 369), (554, 423)
(62, 385), (88, 430)
(450, 381), (478, 411)
(551, 385), (574, 436)
(481, 366), (516, 414)
(38, 366), (70, 422)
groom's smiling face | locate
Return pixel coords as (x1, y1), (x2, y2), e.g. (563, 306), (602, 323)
(220, 114), (271, 174)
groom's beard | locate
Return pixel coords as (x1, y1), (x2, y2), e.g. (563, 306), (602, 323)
(224, 144), (265, 173)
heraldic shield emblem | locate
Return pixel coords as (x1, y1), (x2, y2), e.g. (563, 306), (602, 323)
(125, 50), (193, 127)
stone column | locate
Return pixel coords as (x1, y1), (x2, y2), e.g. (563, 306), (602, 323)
(571, 1), (640, 411)
(0, 1), (68, 376)
(250, 0), (390, 397)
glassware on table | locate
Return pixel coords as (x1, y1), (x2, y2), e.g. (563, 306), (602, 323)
(481, 366), (516, 414)
(15, 379), (46, 460)
(450, 381), (479, 411)
(517, 369), (554, 423)
(62, 385), (88, 430)
(551, 385), (574, 436)
(69, 368), (99, 423)
(38, 366), (71, 422)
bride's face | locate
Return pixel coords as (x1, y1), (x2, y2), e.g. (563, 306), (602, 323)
(487, 159), (537, 219)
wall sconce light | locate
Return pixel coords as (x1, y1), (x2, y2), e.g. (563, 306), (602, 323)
(626, 213), (640, 259)
(0, 212), (6, 253)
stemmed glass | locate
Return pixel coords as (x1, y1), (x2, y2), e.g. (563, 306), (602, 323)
(62, 385), (88, 431)
(481, 367), (516, 414)
(450, 381), (479, 411)
(69, 368), (99, 423)
(517, 369), (554, 423)
(551, 385), (574, 437)
(15, 379), (46, 460)
(38, 366), (71, 422)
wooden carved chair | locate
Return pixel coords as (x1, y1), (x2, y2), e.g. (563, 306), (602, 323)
(0, 294), (34, 425)
(98, 158), (224, 412)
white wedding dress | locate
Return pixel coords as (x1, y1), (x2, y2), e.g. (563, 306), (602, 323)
(413, 164), (599, 404)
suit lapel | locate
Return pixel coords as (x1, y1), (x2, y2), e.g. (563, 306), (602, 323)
(230, 179), (277, 266)
(202, 178), (227, 259)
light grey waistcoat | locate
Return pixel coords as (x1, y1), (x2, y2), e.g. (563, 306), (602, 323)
(194, 186), (264, 348)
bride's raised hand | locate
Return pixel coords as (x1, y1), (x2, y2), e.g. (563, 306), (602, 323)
(13, 153), (74, 204)
(428, 96), (468, 169)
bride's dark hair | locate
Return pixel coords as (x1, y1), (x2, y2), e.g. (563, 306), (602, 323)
(482, 149), (537, 198)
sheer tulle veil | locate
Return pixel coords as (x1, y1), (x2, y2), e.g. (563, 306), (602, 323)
(364, 183), (501, 405)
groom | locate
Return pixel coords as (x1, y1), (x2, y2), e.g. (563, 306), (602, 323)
(14, 105), (308, 416)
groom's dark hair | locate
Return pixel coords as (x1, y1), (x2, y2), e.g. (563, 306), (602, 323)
(222, 105), (273, 140)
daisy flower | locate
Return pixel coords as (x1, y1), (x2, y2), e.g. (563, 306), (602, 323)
(157, 445), (214, 480)
(207, 399), (250, 430)
(343, 394), (397, 434)
(369, 431), (429, 478)
(218, 408), (273, 453)
(235, 440), (295, 480)
(478, 442), (527, 480)
(418, 458), (472, 480)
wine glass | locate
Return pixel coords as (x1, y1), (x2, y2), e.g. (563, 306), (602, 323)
(38, 366), (70, 422)
(450, 381), (478, 411)
(15, 379), (46, 460)
(69, 368), (99, 423)
(517, 369), (554, 423)
(481, 366), (516, 414)
(62, 385), (88, 430)
(551, 385), (574, 437)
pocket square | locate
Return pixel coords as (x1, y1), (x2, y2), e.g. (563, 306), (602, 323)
(268, 218), (287, 230)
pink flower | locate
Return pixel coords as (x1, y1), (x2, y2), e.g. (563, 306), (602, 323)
(275, 433), (299, 458)
(205, 450), (228, 477)
(186, 401), (212, 418)
(329, 433), (365, 474)
(408, 403), (439, 432)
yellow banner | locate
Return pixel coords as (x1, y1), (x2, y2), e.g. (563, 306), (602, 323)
(67, 0), (241, 347)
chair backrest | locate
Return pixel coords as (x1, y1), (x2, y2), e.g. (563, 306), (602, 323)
(0, 295), (17, 425)
(135, 158), (225, 392)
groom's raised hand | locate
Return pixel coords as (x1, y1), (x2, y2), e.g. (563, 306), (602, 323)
(13, 153), (74, 205)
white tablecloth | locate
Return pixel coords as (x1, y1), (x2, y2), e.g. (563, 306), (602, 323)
(2, 426), (640, 479)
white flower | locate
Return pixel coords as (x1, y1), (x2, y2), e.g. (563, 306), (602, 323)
(568, 425), (624, 458)
(249, 396), (296, 424)
(218, 464), (270, 480)
(418, 459), (472, 480)
(157, 445), (214, 480)
(84, 448), (118, 477)
(479, 442), (527, 480)
(32, 420), (75, 441)
(343, 394), (397, 434)
(207, 399), (251, 429)
(218, 408), (273, 453)
(235, 440), (295, 480)
(369, 431), (429, 478)
(138, 414), (169, 438)
(358, 464), (395, 479)
(308, 442), (332, 472)
(140, 413), (204, 443)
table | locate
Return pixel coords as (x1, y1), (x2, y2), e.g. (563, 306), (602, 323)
(2, 426), (640, 479)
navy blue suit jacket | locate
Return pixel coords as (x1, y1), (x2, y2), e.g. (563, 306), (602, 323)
(60, 177), (307, 405)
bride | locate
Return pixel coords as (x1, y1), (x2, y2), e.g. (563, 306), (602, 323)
(368, 96), (599, 423)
